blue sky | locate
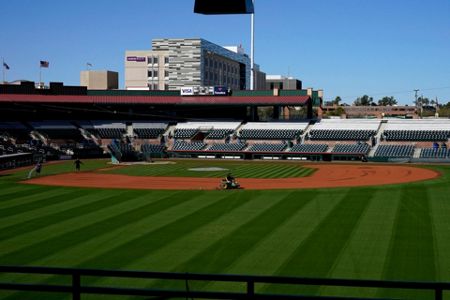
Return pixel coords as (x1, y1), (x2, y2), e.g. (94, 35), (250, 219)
(1, 0), (449, 104)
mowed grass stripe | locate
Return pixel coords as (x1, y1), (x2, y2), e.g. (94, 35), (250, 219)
(0, 189), (141, 240)
(0, 186), (58, 207)
(205, 189), (347, 293)
(429, 185), (450, 280)
(258, 164), (287, 178)
(76, 191), (250, 270)
(0, 187), (68, 210)
(0, 188), (96, 218)
(264, 189), (373, 296)
(0, 190), (140, 260)
(0, 191), (189, 267)
(97, 190), (294, 288)
(0, 189), (117, 229)
(377, 185), (436, 299)
(319, 188), (402, 298)
(176, 191), (311, 272)
(152, 191), (317, 291)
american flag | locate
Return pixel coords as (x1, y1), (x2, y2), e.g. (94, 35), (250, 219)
(40, 60), (49, 68)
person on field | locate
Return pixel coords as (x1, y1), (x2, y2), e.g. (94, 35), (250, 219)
(74, 158), (83, 171)
(27, 160), (43, 179)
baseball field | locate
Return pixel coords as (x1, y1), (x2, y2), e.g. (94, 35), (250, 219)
(1, 159), (450, 299)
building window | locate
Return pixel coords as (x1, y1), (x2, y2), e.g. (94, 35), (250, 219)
(153, 57), (158, 64)
(164, 84), (169, 90)
(164, 57), (169, 64)
(205, 58), (209, 66)
(165, 70), (169, 77)
(147, 57), (152, 64)
(148, 70), (158, 77)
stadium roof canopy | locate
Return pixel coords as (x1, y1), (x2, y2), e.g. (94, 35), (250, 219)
(0, 94), (310, 106)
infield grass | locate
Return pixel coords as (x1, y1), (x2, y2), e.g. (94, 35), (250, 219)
(1, 160), (450, 299)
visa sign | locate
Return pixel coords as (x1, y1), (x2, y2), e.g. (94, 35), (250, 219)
(180, 87), (194, 96)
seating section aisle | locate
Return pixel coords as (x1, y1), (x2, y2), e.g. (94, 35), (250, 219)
(308, 119), (380, 141)
(332, 143), (370, 154)
(247, 143), (286, 152)
(289, 144), (328, 153)
(207, 143), (247, 152)
(374, 145), (415, 158)
(383, 119), (450, 141)
(239, 122), (308, 140)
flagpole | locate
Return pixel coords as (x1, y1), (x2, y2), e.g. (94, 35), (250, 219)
(2, 58), (5, 84)
(39, 64), (42, 88)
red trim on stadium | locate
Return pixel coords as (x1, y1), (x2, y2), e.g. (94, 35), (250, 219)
(0, 94), (310, 105)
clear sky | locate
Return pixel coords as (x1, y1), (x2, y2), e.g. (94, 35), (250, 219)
(1, 0), (449, 104)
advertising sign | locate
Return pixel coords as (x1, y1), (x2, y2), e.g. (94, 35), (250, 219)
(127, 56), (146, 62)
(214, 86), (228, 96)
(180, 87), (194, 96)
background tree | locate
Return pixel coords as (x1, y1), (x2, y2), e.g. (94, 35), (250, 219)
(332, 96), (342, 105)
(415, 96), (430, 107)
(378, 96), (397, 106)
(353, 95), (373, 106)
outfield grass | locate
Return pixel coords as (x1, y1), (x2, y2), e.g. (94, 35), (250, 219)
(1, 160), (450, 299)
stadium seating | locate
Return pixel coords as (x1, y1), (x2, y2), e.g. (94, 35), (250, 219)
(207, 143), (247, 152)
(247, 143), (286, 152)
(172, 141), (206, 151)
(308, 119), (380, 141)
(239, 122), (308, 140)
(374, 145), (415, 158)
(174, 122), (241, 140)
(141, 144), (166, 154)
(332, 143), (370, 154)
(206, 129), (233, 139)
(382, 119), (450, 141)
(133, 122), (167, 139)
(309, 129), (376, 141)
(81, 121), (126, 139)
(289, 144), (328, 153)
(383, 130), (449, 141)
(420, 148), (449, 159)
(174, 129), (198, 139)
(0, 122), (30, 141)
(30, 121), (83, 141)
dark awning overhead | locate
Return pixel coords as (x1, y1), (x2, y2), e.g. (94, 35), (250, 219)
(0, 94), (310, 106)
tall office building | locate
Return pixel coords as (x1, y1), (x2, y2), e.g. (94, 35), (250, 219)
(125, 38), (260, 91)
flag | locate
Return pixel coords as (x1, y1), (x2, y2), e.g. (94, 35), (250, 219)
(40, 61), (49, 68)
(86, 62), (92, 67)
(3, 62), (9, 70)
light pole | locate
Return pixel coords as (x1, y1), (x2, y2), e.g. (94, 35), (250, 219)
(250, 0), (255, 90)
(194, 0), (255, 90)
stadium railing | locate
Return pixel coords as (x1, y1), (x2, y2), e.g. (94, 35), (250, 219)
(0, 265), (448, 300)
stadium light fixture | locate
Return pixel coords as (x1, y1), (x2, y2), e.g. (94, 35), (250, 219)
(194, 0), (256, 90)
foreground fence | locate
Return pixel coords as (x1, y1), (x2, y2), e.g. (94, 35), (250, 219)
(0, 265), (449, 299)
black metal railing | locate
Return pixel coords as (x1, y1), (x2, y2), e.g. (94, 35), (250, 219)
(0, 265), (449, 299)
